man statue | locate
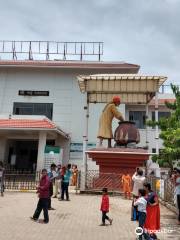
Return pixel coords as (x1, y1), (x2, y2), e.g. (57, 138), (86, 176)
(97, 96), (124, 148)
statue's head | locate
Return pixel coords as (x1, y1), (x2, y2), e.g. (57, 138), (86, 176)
(112, 96), (121, 106)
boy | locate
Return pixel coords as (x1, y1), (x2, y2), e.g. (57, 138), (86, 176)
(134, 189), (147, 240)
(100, 188), (113, 226)
(31, 169), (50, 224)
(48, 163), (56, 209)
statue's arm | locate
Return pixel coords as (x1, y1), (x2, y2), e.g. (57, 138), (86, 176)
(111, 105), (125, 121)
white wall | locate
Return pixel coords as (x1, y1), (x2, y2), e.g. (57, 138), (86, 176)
(0, 68), (174, 164)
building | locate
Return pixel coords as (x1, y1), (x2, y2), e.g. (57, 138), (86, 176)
(0, 41), (176, 171)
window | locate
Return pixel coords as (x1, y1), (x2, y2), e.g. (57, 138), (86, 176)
(129, 111), (146, 129)
(152, 111), (171, 121)
(13, 103), (53, 119)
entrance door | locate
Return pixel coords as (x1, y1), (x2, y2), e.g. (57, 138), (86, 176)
(12, 140), (38, 172)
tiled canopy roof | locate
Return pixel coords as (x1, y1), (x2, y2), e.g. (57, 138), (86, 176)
(0, 118), (56, 129)
(149, 98), (175, 105)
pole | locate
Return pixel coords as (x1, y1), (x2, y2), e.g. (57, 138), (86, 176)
(155, 92), (159, 154)
(82, 93), (89, 190)
(145, 102), (149, 149)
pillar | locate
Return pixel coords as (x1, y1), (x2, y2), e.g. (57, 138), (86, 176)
(36, 131), (47, 171)
(155, 92), (159, 154)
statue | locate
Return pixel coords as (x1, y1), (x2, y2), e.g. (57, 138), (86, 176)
(97, 96), (124, 148)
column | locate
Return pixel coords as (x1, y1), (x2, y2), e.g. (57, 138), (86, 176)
(155, 92), (159, 154)
(36, 131), (47, 171)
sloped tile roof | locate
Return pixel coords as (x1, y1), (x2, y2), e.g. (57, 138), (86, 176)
(0, 118), (56, 129)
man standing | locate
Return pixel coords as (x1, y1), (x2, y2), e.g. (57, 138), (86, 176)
(48, 163), (56, 210)
(60, 164), (72, 201)
(131, 168), (146, 221)
(97, 96), (124, 148)
(31, 169), (50, 224)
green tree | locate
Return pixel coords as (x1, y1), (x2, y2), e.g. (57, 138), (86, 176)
(147, 84), (180, 168)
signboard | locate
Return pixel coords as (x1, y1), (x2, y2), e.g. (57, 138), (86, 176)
(19, 90), (49, 96)
(70, 142), (96, 159)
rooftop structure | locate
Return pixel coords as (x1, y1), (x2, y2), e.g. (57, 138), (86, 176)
(0, 40), (104, 61)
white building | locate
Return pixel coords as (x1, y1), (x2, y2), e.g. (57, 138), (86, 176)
(0, 41), (175, 171)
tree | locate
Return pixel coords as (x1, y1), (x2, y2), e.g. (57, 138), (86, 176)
(147, 84), (180, 168)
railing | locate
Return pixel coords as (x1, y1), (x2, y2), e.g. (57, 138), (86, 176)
(4, 171), (40, 190)
(147, 176), (175, 205)
(84, 171), (176, 205)
(0, 40), (104, 61)
(85, 170), (122, 191)
(159, 84), (180, 94)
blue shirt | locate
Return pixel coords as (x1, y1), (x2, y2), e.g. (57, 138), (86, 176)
(63, 170), (72, 183)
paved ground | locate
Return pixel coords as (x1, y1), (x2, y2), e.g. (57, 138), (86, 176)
(0, 191), (179, 240)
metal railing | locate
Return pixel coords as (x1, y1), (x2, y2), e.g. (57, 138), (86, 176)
(0, 40), (104, 61)
(159, 84), (180, 94)
(147, 176), (175, 205)
(85, 170), (123, 191)
(4, 171), (40, 190)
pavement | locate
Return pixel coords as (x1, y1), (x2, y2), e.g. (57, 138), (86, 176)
(0, 190), (179, 240)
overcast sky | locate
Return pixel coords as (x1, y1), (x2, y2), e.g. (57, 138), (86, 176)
(0, 0), (180, 84)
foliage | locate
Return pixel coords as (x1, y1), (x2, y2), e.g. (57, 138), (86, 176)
(147, 84), (180, 168)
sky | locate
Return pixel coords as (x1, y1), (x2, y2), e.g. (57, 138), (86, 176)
(0, 0), (180, 84)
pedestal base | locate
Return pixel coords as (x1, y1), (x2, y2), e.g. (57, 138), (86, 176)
(86, 147), (150, 190)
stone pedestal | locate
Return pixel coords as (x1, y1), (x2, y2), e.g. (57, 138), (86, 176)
(86, 148), (149, 174)
(86, 148), (150, 190)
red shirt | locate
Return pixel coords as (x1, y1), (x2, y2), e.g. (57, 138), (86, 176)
(100, 195), (109, 212)
(37, 175), (50, 198)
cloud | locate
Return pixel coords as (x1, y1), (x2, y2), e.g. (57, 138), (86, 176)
(0, 0), (179, 84)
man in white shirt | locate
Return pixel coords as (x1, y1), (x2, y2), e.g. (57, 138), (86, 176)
(132, 169), (146, 197)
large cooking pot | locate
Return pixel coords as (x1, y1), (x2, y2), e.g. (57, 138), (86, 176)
(114, 121), (140, 146)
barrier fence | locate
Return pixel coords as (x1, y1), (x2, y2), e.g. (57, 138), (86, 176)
(2, 170), (176, 206)
(4, 171), (40, 190)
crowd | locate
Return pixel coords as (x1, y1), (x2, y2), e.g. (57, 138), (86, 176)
(122, 168), (160, 240)
(31, 163), (78, 224)
(1, 159), (180, 239)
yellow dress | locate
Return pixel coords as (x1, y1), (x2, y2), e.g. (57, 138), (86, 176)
(97, 103), (123, 139)
(122, 174), (131, 193)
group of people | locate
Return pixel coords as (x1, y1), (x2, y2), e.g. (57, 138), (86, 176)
(120, 169), (160, 239)
(31, 163), (78, 224)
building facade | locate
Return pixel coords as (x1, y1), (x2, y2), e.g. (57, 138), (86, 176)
(0, 43), (176, 170)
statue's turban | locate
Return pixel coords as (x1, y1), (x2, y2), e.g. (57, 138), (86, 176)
(112, 96), (121, 104)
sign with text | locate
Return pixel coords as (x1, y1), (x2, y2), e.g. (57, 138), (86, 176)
(19, 90), (49, 96)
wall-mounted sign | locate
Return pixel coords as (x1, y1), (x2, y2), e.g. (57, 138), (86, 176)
(19, 90), (49, 96)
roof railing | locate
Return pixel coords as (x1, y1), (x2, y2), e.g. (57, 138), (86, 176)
(0, 40), (104, 61)
(159, 84), (180, 94)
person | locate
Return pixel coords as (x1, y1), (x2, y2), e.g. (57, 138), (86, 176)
(31, 169), (50, 224)
(100, 188), (113, 226)
(0, 161), (5, 197)
(131, 168), (146, 221)
(134, 189), (147, 240)
(71, 165), (78, 187)
(144, 183), (160, 239)
(121, 172), (131, 199)
(97, 96), (124, 148)
(53, 164), (62, 198)
(174, 169), (180, 225)
(48, 163), (56, 210)
(60, 164), (72, 201)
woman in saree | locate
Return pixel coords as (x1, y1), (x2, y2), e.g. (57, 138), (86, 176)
(144, 183), (160, 238)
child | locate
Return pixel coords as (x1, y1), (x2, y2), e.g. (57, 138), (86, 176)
(100, 188), (113, 226)
(121, 172), (131, 199)
(31, 169), (50, 224)
(134, 189), (147, 240)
